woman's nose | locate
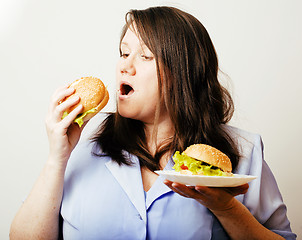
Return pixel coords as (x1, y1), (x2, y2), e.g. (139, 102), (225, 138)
(120, 57), (136, 75)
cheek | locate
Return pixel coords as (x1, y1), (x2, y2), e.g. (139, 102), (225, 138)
(141, 82), (159, 105)
(142, 70), (159, 95)
(115, 62), (121, 85)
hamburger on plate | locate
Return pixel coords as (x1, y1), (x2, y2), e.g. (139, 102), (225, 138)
(173, 144), (233, 177)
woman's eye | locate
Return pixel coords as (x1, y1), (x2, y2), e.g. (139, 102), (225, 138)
(140, 54), (153, 60)
(120, 53), (129, 58)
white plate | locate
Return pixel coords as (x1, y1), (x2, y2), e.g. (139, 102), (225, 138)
(155, 170), (257, 187)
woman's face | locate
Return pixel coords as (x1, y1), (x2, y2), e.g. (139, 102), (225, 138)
(116, 26), (163, 124)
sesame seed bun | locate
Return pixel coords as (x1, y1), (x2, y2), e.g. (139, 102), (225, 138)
(184, 144), (232, 173)
(64, 76), (109, 123)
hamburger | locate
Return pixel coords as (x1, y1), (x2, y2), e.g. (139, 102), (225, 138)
(62, 76), (109, 127)
(173, 144), (233, 176)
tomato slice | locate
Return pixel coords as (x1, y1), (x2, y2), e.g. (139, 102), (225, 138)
(180, 164), (188, 170)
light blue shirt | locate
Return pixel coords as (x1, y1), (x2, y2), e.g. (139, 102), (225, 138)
(61, 126), (296, 239)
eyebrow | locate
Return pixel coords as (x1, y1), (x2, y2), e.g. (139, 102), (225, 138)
(120, 40), (152, 56)
(120, 41), (148, 50)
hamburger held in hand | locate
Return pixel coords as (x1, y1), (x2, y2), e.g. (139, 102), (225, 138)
(62, 77), (109, 127)
(173, 144), (233, 176)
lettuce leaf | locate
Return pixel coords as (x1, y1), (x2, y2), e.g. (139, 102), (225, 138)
(172, 151), (228, 176)
(62, 108), (97, 127)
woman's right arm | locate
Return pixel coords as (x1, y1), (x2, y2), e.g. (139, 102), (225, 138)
(10, 85), (84, 240)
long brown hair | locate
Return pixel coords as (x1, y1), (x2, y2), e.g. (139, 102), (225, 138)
(92, 6), (240, 171)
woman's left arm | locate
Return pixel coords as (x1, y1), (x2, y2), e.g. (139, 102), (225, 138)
(164, 181), (285, 240)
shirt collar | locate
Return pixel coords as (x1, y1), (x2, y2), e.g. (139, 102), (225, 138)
(105, 155), (147, 222)
(105, 153), (175, 220)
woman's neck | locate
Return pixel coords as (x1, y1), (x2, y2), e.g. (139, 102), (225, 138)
(144, 116), (174, 168)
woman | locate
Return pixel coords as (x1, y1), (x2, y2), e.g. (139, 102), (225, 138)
(10, 6), (296, 240)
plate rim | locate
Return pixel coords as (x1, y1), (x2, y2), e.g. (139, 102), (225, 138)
(155, 170), (257, 187)
(155, 170), (257, 179)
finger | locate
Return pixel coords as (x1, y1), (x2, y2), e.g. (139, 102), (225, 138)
(170, 182), (202, 199)
(224, 183), (249, 196)
(195, 185), (211, 196)
(67, 119), (88, 136)
(194, 186), (224, 200)
(60, 104), (83, 129)
(164, 180), (191, 198)
(53, 83), (70, 95)
(164, 180), (195, 193)
(163, 180), (175, 190)
(49, 86), (75, 111)
(53, 96), (80, 121)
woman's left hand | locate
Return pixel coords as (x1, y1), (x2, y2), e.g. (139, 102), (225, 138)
(164, 180), (249, 212)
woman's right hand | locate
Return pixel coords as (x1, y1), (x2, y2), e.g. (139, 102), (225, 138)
(45, 85), (84, 167)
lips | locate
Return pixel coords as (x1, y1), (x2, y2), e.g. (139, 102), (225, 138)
(119, 81), (134, 98)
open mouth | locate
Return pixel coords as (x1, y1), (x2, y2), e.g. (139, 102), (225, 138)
(120, 83), (134, 96)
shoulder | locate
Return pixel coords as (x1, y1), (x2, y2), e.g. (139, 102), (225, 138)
(223, 125), (264, 174)
(224, 125), (262, 151)
(65, 112), (112, 171)
(64, 140), (110, 182)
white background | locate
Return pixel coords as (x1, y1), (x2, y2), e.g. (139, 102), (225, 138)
(1, 0), (301, 238)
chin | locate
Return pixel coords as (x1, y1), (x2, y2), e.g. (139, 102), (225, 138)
(117, 105), (138, 120)
(117, 107), (154, 124)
